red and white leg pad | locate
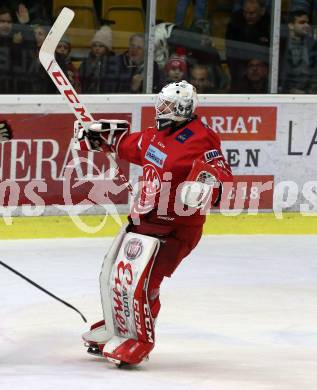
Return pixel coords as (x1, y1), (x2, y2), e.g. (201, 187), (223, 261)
(99, 231), (160, 365)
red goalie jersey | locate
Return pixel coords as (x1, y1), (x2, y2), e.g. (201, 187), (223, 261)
(116, 116), (233, 225)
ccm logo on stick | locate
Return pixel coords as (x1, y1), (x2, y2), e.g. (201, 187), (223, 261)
(51, 69), (91, 122)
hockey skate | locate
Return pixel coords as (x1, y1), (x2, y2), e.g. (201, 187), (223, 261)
(83, 323), (152, 367)
(82, 320), (107, 357)
(103, 337), (154, 367)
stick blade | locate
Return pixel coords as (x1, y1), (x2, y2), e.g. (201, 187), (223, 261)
(39, 7), (74, 68)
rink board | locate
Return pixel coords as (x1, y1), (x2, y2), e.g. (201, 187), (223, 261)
(0, 94), (317, 220)
(1, 213), (317, 239)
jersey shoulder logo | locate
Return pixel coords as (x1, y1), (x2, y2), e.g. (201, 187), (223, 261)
(145, 144), (167, 168)
(175, 128), (193, 143)
(204, 149), (221, 162)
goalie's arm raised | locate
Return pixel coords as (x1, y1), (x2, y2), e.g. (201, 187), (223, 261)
(73, 119), (143, 165)
(73, 119), (129, 153)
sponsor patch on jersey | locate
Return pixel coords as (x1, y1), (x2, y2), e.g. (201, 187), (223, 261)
(175, 128), (193, 143)
(204, 149), (221, 162)
(145, 144), (167, 168)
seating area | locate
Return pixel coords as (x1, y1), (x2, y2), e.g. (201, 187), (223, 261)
(1, 0), (282, 94)
(52, 0), (232, 56)
(53, 0), (145, 54)
(49, 0), (237, 92)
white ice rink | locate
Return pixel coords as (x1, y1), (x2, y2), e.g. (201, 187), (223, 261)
(1, 235), (317, 390)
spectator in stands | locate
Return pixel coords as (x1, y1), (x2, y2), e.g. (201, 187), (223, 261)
(0, 5), (36, 93)
(30, 22), (57, 93)
(4, 1), (52, 24)
(190, 63), (224, 93)
(114, 33), (160, 93)
(79, 25), (116, 93)
(0, 7), (13, 39)
(231, 57), (268, 92)
(175, 0), (208, 28)
(225, 0), (271, 90)
(279, 10), (317, 93)
(190, 60), (229, 93)
(166, 20), (226, 87)
(15, 3), (30, 24)
(33, 22), (48, 48)
(0, 6), (13, 93)
(29, 21), (68, 94)
(56, 35), (81, 92)
(162, 56), (188, 86)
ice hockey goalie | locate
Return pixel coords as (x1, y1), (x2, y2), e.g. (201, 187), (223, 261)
(75, 80), (233, 366)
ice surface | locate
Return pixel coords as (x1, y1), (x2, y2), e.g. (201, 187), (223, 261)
(1, 235), (317, 390)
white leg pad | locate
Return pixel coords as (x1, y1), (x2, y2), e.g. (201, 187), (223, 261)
(99, 231), (160, 364)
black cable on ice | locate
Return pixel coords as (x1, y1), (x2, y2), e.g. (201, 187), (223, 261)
(0, 260), (87, 323)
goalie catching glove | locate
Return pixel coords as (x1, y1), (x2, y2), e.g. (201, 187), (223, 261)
(73, 119), (130, 152)
(181, 155), (232, 209)
(0, 121), (12, 142)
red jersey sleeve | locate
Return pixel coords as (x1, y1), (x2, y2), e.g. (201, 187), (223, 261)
(116, 131), (143, 166)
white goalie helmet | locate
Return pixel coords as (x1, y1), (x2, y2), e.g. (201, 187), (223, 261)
(155, 80), (198, 129)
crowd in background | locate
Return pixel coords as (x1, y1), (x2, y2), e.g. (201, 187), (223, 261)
(0, 0), (317, 94)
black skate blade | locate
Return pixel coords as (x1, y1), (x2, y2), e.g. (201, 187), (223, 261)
(87, 344), (102, 356)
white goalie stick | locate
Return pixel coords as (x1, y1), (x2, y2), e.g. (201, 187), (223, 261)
(39, 7), (133, 194)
